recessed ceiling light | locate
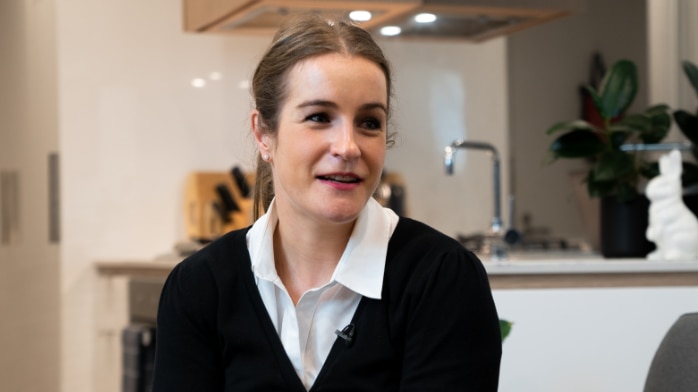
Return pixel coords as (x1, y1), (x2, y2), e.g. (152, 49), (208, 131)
(191, 78), (206, 88)
(414, 13), (437, 23)
(349, 10), (372, 22)
(380, 26), (402, 36)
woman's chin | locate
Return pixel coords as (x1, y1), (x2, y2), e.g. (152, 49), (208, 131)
(315, 202), (365, 225)
(321, 210), (361, 225)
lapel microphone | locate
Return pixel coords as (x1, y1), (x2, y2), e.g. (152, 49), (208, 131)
(335, 324), (355, 347)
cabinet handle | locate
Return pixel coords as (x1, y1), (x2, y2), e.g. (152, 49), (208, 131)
(1, 170), (20, 245)
(48, 153), (60, 243)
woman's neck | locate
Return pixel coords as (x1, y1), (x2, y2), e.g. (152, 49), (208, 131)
(272, 215), (355, 305)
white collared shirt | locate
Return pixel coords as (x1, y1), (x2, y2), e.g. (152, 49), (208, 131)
(246, 198), (399, 390)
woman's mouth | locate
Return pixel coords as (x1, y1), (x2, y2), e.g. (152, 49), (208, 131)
(317, 174), (361, 184)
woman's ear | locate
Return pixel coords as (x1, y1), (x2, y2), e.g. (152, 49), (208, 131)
(251, 110), (272, 159)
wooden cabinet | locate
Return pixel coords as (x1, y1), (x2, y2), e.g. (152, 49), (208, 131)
(181, 0), (585, 42)
(183, 0), (419, 35)
(184, 0), (251, 32)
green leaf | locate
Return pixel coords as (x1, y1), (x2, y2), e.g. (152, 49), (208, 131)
(608, 130), (630, 149)
(642, 111), (672, 143)
(597, 60), (638, 119)
(546, 120), (595, 135)
(549, 130), (606, 158)
(612, 106), (670, 144)
(673, 110), (698, 144)
(586, 169), (616, 198)
(500, 319), (513, 342)
(683, 60), (698, 99)
(590, 172), (640, 202)
(593, 151), (634, 181)
(645, 104), (671, 116)
(616, 114), (650, 132)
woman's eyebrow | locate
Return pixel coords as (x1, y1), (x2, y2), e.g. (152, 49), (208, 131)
(296, 100), (387, 114)
(360, 102), (388, 114)
(297, 100), (337, 109)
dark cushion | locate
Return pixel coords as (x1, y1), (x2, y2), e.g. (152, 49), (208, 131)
(644, 312), (698, 392)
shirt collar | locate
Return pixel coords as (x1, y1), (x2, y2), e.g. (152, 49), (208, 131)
(246, 198), (398, 299)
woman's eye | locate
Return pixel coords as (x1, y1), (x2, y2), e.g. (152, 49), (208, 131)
(306, 113), (330, 123)
(359, 117), (383, 131)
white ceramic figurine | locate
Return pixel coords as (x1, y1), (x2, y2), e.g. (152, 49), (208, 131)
(645, 149), (698, 260)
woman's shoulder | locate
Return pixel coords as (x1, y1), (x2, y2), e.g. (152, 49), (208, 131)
(386, 217), (483, 275)
(170, 227), (251, 285)
(384, 217), (490, 287)
(381, 217), (492, 311)
(388, 217), (468, 256)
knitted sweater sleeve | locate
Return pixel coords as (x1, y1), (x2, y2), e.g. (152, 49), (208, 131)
(151, 254), (224, 391)
(386, 221), (502, 391)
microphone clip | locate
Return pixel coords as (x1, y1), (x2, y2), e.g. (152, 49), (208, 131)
(335, 323), (355, 347)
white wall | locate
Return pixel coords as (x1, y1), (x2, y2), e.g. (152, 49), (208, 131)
(382, 38), (509, 239)
(55, 0), (506, 390)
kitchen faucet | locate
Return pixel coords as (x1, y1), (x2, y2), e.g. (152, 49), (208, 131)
(444, 139), (507, 260)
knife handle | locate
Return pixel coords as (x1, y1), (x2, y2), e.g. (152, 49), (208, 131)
(212, 201), (232, 224)
(231, 166), (252, 198)
(215, 184), (241, 212)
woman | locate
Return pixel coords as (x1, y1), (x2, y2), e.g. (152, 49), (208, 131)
(152, 14), (501, 391)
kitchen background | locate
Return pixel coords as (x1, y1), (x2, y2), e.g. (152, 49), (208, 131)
(1, 0), (697, 391)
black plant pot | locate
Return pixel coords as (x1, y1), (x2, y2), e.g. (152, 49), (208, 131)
(600, 196), (655, 258)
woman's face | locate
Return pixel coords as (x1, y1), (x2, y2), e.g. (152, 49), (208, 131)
(254, 53), (388, 227)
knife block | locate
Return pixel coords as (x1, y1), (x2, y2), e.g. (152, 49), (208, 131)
(183, 171), (254, 242)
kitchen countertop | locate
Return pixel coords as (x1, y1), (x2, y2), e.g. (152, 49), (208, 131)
(95, 252), (698, 290)
(480, 252), (698, 288)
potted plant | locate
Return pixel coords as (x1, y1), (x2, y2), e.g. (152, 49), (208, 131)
(546, 59), (671, 201)
(545, 59), (698, 257)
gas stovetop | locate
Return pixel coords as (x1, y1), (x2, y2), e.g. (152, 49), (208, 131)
(457, 232), (588, 254)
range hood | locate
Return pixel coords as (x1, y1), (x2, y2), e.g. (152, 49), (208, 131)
(184, 0), (585, 42)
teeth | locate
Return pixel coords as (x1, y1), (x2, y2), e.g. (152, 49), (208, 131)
(321, 175), (359, 183)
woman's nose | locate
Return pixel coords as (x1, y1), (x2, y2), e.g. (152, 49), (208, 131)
(331, 123), (361, 161)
